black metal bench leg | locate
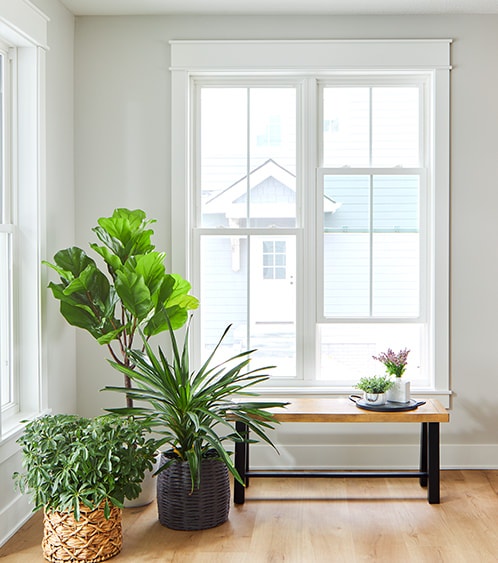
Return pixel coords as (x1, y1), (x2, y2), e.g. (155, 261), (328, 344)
(234, 421), (247, 504)
(427, 422), (440, 504)
(419, 422), (428, 487)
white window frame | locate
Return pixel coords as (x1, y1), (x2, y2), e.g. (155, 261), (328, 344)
(170, 39), (451, 404)
(0, 1), (48, 443)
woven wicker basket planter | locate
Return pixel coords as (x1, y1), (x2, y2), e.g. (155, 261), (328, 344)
(157, 455), (230, 530)
(42, 502), (122, 563)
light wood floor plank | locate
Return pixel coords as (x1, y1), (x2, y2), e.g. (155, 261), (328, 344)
(1, 471), (497, 562)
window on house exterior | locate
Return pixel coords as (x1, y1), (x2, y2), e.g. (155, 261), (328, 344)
(171, 40), (450, 398)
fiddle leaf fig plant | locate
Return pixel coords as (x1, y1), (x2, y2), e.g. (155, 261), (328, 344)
(44, 208), (199, 406)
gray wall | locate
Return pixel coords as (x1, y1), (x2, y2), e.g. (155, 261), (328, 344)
(2, 8), (498, 547)
(72, 13), (498, 470)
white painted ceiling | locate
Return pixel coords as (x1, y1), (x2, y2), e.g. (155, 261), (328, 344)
(58, 0), (498, 16)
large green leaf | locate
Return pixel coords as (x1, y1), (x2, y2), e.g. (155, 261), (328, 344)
(131, 252), (167, 296)
(48, 282), (97, 316)
(94, 209), (156, 260)
(63, 264), (111, 304)
(115, 269), (153, 321)
(108, 208), (149, 235)
(45, 247), (96, 281)
(144, 305), (185, 336)
(59, 300), (101, 337)
(89, 243), (123, 273)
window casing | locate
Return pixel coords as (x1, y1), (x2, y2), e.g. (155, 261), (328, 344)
(170, 40), (450, 400)
(0, 3), (48, 440)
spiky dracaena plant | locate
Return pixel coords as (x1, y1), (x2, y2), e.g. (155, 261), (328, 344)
(104, 319), (287, 490)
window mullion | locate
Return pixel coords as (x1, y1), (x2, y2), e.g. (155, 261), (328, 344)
(301, 77), (317, 381)
(369, 174), (373, 317)
(246, 87), (251, 348)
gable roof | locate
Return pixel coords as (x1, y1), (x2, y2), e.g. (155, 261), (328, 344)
(205, 158), (340, 216)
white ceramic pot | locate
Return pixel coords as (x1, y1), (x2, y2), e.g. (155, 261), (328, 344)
(386, 378), (411, 403)
(124, 450), (161, 508)
(363, 392), (387, 406)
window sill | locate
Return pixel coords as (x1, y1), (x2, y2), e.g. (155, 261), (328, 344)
(0, 409), (51, 464)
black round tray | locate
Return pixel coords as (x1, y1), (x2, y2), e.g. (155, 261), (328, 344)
(349, 395), (426, 412)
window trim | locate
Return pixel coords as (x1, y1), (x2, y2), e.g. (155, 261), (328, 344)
(0, 1), (48, 443)
(170, 39), (451, 404)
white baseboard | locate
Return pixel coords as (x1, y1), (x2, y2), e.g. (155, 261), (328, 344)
(0, 493), (33, 548)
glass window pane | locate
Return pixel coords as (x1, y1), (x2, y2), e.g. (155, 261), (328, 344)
(323, 85), (420, 168)
(200, 87), (296, 229)
(372, 175), (420, 316)
(319, 323), (426, 385)
(323, 175), (370, 317)
(0, 54), (3, 223)
(0, 231), (12, 408)
(201, 235), (248, 351)
(200, 235), (296, 378)
(323, 87), (370, 167)
(249, 88), (296, 228)
(263, 241), (274, 253)
(372, 87), (419, 167)
(250, 235), (296, 376)
(200, 88), (248, 227)
(323, 174), (420, 318)
(263, 254), (273, 267)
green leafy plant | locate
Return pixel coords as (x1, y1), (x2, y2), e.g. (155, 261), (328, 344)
(13, 414), (158, 519)
(355, 375), (395, 394)
(43, 208), (199, 406)
(104, 318), (288, 490)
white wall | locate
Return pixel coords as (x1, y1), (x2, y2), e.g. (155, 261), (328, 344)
(72, 15), (498, 468)
(0, 0), (75, 547)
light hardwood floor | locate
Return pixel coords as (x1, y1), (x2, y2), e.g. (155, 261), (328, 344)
(1, 471), (497, 562)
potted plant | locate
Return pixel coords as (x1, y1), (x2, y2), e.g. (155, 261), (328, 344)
(13, 414), (158, 562)
(373, 348), (411, 403)
(355, 375), (395, 406)
(43, 208), (199, 505)
(43, 208), (199, 407)
(104, 318), (288, 530)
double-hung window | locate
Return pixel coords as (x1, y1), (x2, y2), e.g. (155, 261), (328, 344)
(171, 40), (450, 398)
(0, 2), (47, 439)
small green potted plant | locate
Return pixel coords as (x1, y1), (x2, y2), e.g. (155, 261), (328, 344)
(373, 348), (411, 403)
(13, 414), (158, 563)
(104, 317), (288, 531)
(355, 375), (395, 405)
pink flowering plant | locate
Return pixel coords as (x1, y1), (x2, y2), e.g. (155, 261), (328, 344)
(372, 348), (410, 378)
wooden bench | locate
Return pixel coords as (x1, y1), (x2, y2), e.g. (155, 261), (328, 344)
(234, 397), (449, 504)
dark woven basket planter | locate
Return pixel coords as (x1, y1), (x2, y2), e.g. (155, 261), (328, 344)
(157, 454), (230, 530)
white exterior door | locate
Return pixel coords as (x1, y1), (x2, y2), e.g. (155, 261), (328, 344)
(250, 236), (296, 324)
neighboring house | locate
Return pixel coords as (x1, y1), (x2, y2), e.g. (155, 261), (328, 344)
(201, 158), (341, 348)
